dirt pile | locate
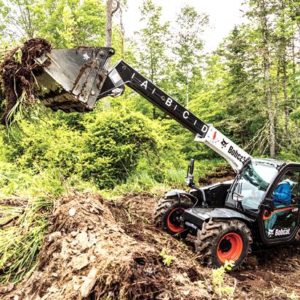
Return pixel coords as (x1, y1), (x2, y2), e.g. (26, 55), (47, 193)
(2, 192), (300, 299)
(1, 192), (210, 300)
(0, 38), (51, 125)
(233, 245), (300, 299)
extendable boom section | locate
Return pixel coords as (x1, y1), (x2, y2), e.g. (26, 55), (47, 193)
(99, 61), (209, 138)
(99, 61), (252, 172)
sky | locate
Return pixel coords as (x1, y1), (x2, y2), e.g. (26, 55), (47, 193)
(123, 0), (246, 53)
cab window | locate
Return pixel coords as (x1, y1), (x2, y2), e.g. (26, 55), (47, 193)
(272, 170), (300, 206)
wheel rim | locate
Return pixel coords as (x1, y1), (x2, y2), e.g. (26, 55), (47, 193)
(217, 232), (243, 263)
(166, 208), (185, 233)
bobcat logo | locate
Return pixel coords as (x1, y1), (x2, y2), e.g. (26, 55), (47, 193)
(267, 228), (275, 237)
(221, 139), (228, 148)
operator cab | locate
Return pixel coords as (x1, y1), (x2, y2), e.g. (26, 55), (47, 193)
(224, 158), (300, 243)
(225, 158), (283, 215)
(185, 159), (233, 209)
(258, 161), (300, 243)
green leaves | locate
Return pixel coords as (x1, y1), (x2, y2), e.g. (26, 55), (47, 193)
(172, 5), (208, 105)
(211, 261), (235, 297)
(159, 248), (175, 267)
(136, 0), (170, 87)
(82, 109), (159, 188)
(0, 0), (106, 47)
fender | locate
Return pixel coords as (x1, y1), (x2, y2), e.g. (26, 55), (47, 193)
(165, 189), (196, 201)
(183, 207), (254, 229)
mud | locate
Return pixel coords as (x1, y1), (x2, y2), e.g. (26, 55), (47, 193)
(2, 192), (300, 299)
(108, 194), (300, 299)
(0, 38), (51, 125)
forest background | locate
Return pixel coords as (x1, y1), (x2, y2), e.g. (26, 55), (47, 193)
(0, 0), (298, 283)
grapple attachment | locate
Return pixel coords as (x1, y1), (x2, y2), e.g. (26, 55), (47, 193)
(36, 47), (115, 112)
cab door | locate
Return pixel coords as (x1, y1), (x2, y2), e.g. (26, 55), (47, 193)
(259, 166), (300, 244)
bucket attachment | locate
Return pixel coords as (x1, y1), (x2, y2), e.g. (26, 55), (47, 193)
(36, 47), (115, 112)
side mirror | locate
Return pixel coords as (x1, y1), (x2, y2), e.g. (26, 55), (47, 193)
(185, 159), (195, 187)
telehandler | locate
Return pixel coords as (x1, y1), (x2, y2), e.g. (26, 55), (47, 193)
(22, 45), (300, 269)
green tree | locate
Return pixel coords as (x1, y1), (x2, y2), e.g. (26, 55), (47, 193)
(217, 25), (266, 149)
(32, 0), (106, 47)
(135, 0), (169, 118)
(0, 0), (36, 40)
(245, 0), (300, 157)
(0, 0), (107, 47)
(172, 5), (208, 106)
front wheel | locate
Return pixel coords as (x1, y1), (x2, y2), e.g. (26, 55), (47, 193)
(195, 219), (252, 270)
(154, 196), (193, 236)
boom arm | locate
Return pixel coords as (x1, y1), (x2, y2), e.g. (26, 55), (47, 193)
(100, 61), (208, 137)
(99, 61), (251, 172)
(37, 48), (251, 172)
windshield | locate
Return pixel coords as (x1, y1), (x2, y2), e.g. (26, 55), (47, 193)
(227, 161), (279, 210)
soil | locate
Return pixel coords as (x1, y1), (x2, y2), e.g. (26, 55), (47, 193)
(0, 38), (51, 125)
(1, 191), (300, 299)
(199, 165), (235, 185)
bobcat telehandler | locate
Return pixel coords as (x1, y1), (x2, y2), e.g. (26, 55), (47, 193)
(32, 45), (300, 270)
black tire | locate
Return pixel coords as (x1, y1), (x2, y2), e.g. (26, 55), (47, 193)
(154, 196), (193, 237)
(195, 219), (252, 270)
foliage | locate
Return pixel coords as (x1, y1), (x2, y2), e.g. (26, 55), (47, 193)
(81, 109), (160, 189)
(211, 261), (235, 298)
(0, 0), (106, 47)
(137, 0), (169, 82)
(133, 0), (170, 118)
(172, 5), (208, 106)
(0, 199), (49, 283)
(1, 119), (84, 177)
(159, 248), (175, 267)
(0, 165), (66, 283)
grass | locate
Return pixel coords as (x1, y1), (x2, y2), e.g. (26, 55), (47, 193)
(0, 193), (51, 283)
(159, 248), (175, 267)
(0, 165), (64, 283)
(0, 213), (48, 283)
(106, 158), (226, 198)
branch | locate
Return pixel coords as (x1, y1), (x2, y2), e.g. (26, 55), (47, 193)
(112, 0), (120, 16)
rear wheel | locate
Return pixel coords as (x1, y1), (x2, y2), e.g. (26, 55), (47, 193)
(154, 196), (193, 236)
(195, 219), (252, 270)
